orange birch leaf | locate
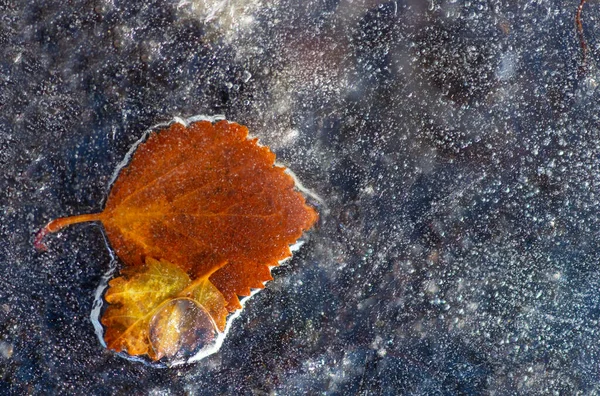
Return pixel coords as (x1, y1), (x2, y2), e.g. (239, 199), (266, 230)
(35, 119), (318, 360)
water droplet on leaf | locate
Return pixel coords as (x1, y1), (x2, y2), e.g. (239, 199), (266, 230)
(149, 298), (218, 361)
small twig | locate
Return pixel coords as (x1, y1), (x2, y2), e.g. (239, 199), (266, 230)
(576, 0), (588, 76)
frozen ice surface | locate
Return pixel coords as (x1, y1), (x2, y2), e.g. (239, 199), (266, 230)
(2, 0), (600, 393)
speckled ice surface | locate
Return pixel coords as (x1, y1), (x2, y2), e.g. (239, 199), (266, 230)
(3, 0), (600, 394)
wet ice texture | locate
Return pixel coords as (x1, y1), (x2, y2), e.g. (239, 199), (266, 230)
(2, 0), (600, 394)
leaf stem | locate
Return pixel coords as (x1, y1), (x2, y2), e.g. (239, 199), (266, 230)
(178, 261), (228, 297)
(34, 213), (103, 251)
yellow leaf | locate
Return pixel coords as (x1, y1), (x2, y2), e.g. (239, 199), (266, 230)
(102, 257), (228, 360)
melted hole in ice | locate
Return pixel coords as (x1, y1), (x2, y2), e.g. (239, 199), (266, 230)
(149, 298), (218, 362)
